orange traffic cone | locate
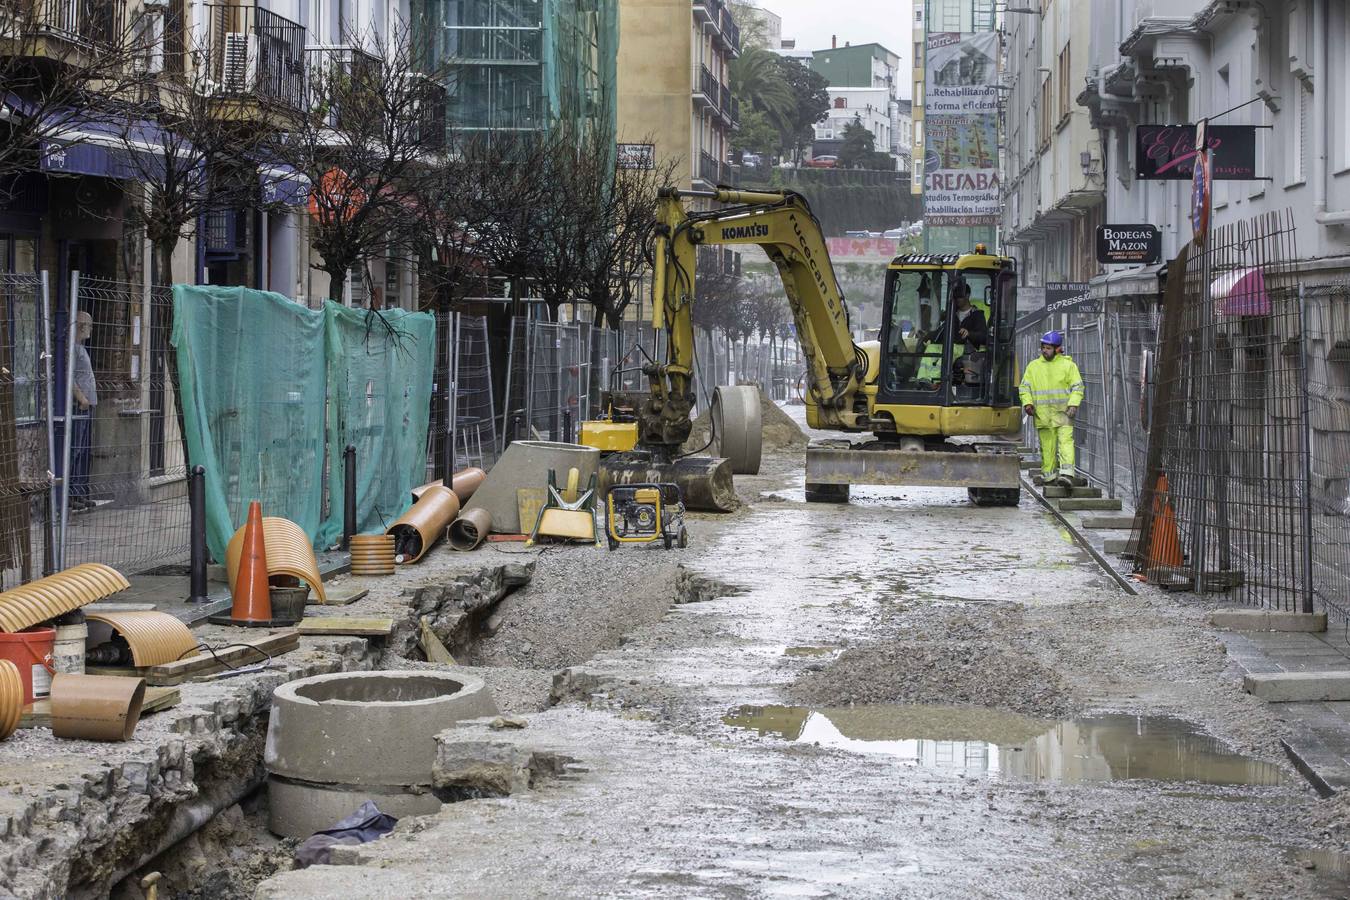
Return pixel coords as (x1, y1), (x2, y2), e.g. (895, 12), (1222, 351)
(1148, 474), (1183, 568)
(230, 501), (273, 623)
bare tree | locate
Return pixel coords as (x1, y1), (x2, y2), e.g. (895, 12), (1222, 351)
(262, 22), (444, 303)
(0, 0), (144, 196)
(101, 23), (270, 285)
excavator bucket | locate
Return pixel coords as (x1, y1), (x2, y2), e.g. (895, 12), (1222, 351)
(599, 453), (737, 512)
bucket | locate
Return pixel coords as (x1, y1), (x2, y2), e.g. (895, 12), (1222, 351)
(53, 623), (87, 676)
(269, 586), (309, 624)
(0, 626), (56, 704)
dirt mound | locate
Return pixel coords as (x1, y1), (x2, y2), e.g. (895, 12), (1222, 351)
(683, 387), (808, 454)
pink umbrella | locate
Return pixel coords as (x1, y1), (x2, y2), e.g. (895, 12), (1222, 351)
(1211, 267), (1269, 316)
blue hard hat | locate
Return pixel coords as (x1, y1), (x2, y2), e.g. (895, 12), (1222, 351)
(1040, 330), (1064, 347)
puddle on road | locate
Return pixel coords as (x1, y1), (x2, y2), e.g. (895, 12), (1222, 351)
(724, 704), (1283, 786)
(783, 646), (836, 658)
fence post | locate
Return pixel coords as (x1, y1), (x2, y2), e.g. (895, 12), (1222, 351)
(342, 445), (356, 551)
(1299, 284), (1315, 614)
(443, 312), (457, 478)
(1099, 309), (1115, 499)
(39, 271), (57, 577)
(188, 465), (208, 603)
(58, 270), (80, 570)
(562, 409), (573, 444)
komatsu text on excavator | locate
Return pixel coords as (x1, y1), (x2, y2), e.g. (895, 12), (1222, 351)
(584, 188), (1023, 508)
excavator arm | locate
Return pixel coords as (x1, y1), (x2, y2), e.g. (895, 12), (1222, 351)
(641, 188), (869, 449)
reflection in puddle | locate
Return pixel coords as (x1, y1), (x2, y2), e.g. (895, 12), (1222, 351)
(724, 704), (1283, 786)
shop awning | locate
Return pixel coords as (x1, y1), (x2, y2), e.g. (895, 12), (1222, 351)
(260, 163), (309, 207)
(1211, 267), (1270, 316)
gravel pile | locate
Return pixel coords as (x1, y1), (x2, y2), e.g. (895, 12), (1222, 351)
(790, 639), (1074, 718)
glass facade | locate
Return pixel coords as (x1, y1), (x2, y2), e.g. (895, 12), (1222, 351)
(416, 0), (615, 137)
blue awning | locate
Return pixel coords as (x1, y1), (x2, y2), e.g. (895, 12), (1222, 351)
(260, 163), (310, 207)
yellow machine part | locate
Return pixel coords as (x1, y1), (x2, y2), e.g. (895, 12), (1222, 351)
(535, 509), (596, 541)
(607, 488), (663, 545)
(579, 420), (639, 453)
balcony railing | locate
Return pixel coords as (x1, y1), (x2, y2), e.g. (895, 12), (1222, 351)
(25, 0), (124, 47)
(305, 45), (380, 127)
(203, 4), (306, 110)
(698, 150), (719, 186)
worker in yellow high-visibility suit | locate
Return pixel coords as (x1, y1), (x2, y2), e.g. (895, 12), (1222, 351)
(1019, 330), (1085, 485)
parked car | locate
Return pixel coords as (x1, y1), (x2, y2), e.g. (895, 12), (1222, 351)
(741, 152), (763, 167)
(805, 155), (838, 169)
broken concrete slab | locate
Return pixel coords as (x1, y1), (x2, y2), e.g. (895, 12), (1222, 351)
(1243, 671), (1350, 702)
(1057, 498), (1124, 511)
(1211, 610), (1327, 633)
(1080, 515), (1137, 530)
(550, 666), (624, 704)
(432, 721), (573, 797)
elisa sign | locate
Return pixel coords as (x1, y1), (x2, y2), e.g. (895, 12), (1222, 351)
(1096, 225), (1161, 265)
(1135, 124), (1258, 180)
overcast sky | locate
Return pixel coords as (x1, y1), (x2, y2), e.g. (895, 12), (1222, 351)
(758, 0), (916, 77)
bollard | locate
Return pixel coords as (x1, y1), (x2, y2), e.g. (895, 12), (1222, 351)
(188, 466), (208, 604)
(342, 445), (356, 551)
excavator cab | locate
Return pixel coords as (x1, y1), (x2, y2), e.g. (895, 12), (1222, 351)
(875, 251), (1019, 425)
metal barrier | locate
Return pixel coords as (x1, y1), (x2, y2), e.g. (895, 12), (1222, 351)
(0, 274), (56, 587)
(429, 312), (498, 481)
(60, 275), (188, 575)
(1018, 303), (1159, 502)
(1135, 211), (1312, 609)
(501, 317), (593, 447)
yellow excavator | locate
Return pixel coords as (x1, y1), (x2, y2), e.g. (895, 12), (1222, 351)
(584, 187), (1023, 507)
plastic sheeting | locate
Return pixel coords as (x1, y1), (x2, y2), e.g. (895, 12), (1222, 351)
(171, 286), (434, 561)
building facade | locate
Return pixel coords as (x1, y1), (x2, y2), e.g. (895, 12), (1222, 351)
(997, 0), (1350, 308)
(999, 0), (1103, 309)
(616, 0), (742, 193)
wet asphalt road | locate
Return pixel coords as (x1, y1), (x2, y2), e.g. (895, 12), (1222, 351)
(258, 438), (1344, 898)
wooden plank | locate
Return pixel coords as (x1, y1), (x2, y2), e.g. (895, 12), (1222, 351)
(84, 602), (158, 613)
(142, 632), (300, 685)
(419, 618), (456, 665)
(311, 587), (368, 607)
(297, 617), (394, 637)
(19, 686), (180, 729)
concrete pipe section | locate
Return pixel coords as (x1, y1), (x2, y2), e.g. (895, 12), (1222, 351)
(712, 385), (763, 475)
(464, 441), (600, 533)
(265, 669), (499, 838)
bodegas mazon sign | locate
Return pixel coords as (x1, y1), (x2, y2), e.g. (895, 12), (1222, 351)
(1096, 224), (1162, 265)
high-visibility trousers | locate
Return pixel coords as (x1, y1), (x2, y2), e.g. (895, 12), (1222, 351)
(1036, 424), (1075, 477)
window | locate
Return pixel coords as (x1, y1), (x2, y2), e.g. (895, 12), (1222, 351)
(914, 41), (922, 65)
(1057, 44), (1071, 124)
(1039, 76), (1052, 149)
(1287, 78), (1310, 186)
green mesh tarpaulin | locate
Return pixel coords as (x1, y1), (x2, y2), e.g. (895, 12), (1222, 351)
(317, 304), (436, 547)
(171, 285), (435, 561)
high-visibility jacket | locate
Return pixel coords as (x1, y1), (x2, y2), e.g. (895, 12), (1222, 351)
(1018, 353), (1085, 428)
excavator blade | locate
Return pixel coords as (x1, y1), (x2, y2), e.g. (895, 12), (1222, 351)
(599, 453), (738, 512)
(805, 446), (1021, 489)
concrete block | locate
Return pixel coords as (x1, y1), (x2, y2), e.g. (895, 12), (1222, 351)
(1058, 498), (1124, 511)
(1080, 515), (1136, 530)
(1244, 671), (1350, 702)
(1044, 486), (1103, 499)
(1103, 538), (1138, 555)
(1210, 609), (1328, 633)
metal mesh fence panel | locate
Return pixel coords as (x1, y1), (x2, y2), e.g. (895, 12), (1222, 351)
(0, 274), (55, 586)
(501, 317), (592, 447)
(61, 276), (188, 574)
(1134, 211), (1310, 608)
(428, 312), (498, 481)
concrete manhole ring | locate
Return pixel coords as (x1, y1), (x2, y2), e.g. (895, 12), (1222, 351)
(266, 669), (499, 788)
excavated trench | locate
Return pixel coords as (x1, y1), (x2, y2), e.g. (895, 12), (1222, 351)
(72, 560), (732, 900)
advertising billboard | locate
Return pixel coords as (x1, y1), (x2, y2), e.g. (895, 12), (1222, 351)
(923, 31), (1000, 229)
